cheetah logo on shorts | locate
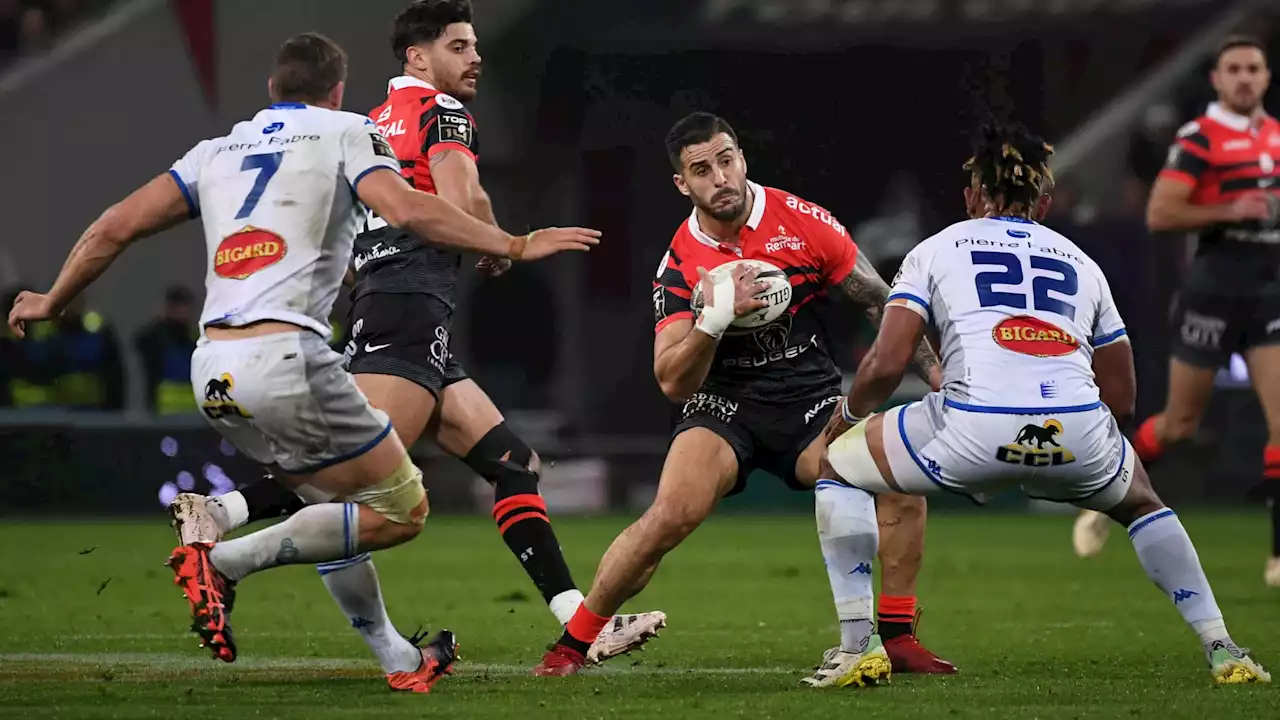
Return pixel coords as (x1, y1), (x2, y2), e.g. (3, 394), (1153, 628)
(996, 419), (1074, 467)
(202, 373), (252, 420)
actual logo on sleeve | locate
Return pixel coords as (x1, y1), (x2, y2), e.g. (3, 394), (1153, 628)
(434, 93), (464, 110)
(214, 227), (287, 280)
(992, 315), (1079, 357)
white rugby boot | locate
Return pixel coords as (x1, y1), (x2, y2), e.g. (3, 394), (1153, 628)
(169, 493), (230, 544)
(1208, 640), (1271, 685)
(1072, 509), (1111, 558)
(801, 636), (892, 688)
(585, 611), (668, 664)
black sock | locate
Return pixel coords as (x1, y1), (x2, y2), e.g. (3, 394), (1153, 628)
(240, 475), (306, 523)
(557, 629), (591, 655)
(878, 616), (914, 641)
(491, 473), (577, 603)
(466, 425), (578, 604)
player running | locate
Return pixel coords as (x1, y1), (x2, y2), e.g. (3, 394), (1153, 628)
(533, 112), (954, 677)
(819, 119), (1269, 686)
(169, 0), (664, 666)
(1072, 36), (1280, 587)
(8, 33), (599, 693)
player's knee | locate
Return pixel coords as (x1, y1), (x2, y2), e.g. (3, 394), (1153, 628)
(464, 423), (540, 497)
(349, 454), (428, 529)
(643, 502), (705, 551)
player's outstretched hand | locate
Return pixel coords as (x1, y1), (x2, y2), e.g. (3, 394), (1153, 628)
(476, 256), (513, 277)
(1228, 192), (1274, 222)
(519, 227), (602, 261)
(7, 291), (57, 339)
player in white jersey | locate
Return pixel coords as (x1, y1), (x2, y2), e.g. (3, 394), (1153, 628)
(6, 33), (598, 694)
(801, 121), (1268, 688)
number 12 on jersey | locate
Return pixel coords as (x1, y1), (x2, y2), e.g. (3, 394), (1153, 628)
(971, 250), (1078, 320)
(235, 152), (285, 220)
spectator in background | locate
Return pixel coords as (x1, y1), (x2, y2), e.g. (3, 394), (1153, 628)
(18, 2), (48, 51)
(0, 0), (21, 53)
(52, 296), (124, 410)
(135, 285), (198, 415)
(1129, 102), (1180, 184)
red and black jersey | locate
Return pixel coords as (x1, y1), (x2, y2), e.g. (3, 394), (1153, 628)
(350, 75), (481, 305)
(1159, 102), (1280, 254)
(653, 183), (859, 404)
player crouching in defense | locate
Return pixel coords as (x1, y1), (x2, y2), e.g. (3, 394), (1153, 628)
(816, 119), (1269, 686)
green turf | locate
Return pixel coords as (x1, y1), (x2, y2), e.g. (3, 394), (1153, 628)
(0, 513), (1275, 718)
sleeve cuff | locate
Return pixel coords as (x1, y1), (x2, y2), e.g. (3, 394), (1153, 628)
(887, 292), (930, 321)
(168, 169), (198, 219)
(1091, 328), (1129, 348)
(655, 311), (693, 333)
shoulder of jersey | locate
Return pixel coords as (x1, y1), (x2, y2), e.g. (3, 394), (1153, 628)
(1175, 120), (1202, 139)
(432, 92), (467, 111)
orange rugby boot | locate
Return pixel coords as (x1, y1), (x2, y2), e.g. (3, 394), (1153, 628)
(167, 542), (238, 663)
(387, 629), (460, 693)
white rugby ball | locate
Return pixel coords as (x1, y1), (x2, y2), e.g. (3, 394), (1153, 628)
(691, 258), (792, 330)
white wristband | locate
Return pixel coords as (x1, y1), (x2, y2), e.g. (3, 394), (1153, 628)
(841, 400), (864, 425)
(694, 275), (735, 339)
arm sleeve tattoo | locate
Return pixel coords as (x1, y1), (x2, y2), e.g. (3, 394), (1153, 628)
(838, 251), (940, 384)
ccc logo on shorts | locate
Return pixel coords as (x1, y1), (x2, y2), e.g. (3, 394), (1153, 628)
(995, 419), (1074, 467)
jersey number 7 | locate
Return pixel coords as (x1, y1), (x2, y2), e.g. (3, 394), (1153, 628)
(971, 250), (1078, 321)
(235, 152), (285, 220)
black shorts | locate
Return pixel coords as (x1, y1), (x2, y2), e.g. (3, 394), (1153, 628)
(1171, 260), (1280, 368)
(671, 389), (842, 495)
(342, 293), (467, 396)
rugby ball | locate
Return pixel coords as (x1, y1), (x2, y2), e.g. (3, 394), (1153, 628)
(691, 258), (792, 330)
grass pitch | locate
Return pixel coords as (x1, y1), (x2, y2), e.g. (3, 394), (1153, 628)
(0, 512), (1276, 718)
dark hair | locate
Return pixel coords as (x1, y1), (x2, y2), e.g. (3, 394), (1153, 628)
(1216, 34), (1267, 65)
(392, 0), (473, 64)
(665, 112), (739, 171)
(271, 33), (347, 104)
(964, 119), (1055, 217)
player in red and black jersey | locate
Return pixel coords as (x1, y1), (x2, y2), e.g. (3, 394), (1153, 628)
(1072, 36), (1280, 585)
(535, 113), (953, 679)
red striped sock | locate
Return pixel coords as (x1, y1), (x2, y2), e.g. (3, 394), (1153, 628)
(877, 595), (917, 640)
(560, 603), (611, 654)
(1133, 415), (1164, 463)
(1265, 445), (1280, 482)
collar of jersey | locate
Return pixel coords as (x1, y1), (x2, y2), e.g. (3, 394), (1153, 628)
(1206, 102), (1266, 133)
(388, 75), (436, 93)
(269, 102), (308, 110)
(687, 180), (767, 250)
(990, 215), (1036, 224)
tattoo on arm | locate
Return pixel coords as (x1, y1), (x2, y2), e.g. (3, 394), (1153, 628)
(838, 251), (940, 384)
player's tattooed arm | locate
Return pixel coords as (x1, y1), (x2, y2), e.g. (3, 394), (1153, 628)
(838, 252), (941, 388)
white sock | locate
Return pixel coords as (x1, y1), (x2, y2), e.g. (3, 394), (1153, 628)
(210, 503), (358, 582)
(549, 589), (586, 626)
(211, 491), (249, 531)
(815, 480), (878, 653)
(317, 554), (422, 674)
(1127, 508), (1229, 648)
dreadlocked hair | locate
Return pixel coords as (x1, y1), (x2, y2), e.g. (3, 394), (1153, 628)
(963, 120), (1055, 218)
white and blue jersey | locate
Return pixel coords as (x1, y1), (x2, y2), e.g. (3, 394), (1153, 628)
(829, 217), (1137, 512)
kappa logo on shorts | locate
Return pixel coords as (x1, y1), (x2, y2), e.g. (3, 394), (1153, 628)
(202, 373), (252, 420)
(995, 419), (1075, 467)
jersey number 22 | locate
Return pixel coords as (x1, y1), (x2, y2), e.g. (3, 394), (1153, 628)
(971, 250), (1078, 321)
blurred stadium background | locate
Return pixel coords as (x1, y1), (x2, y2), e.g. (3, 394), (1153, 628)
(2, 0), (1277, 517)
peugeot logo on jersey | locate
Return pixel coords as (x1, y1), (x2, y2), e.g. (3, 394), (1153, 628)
(262, 122), (285, 135)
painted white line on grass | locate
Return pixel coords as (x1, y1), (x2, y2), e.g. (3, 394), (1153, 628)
(0, 653), (793, 676)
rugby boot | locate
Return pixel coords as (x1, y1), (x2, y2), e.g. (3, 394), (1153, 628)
(167, 542), (238, 662)
(387, 629), (460, 693)
(1208, 640), (1271, 685)
(1266, 557), (1280, 588)
(533, 643), (587, 677)
(1072, 509), (1112, 558)
(883, 608), (957, 674)
(800, 635), (892, 688)
(170, 493), (229, 544)
(586, 611), (667, 665)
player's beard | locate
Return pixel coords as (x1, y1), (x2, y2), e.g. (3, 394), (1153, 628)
(1227, 85), (1261, 116)
(699, 185), (748, 222)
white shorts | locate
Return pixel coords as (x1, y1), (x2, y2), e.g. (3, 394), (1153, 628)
(828, 392), (1135, 512)
(191, 331), (391, 475)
